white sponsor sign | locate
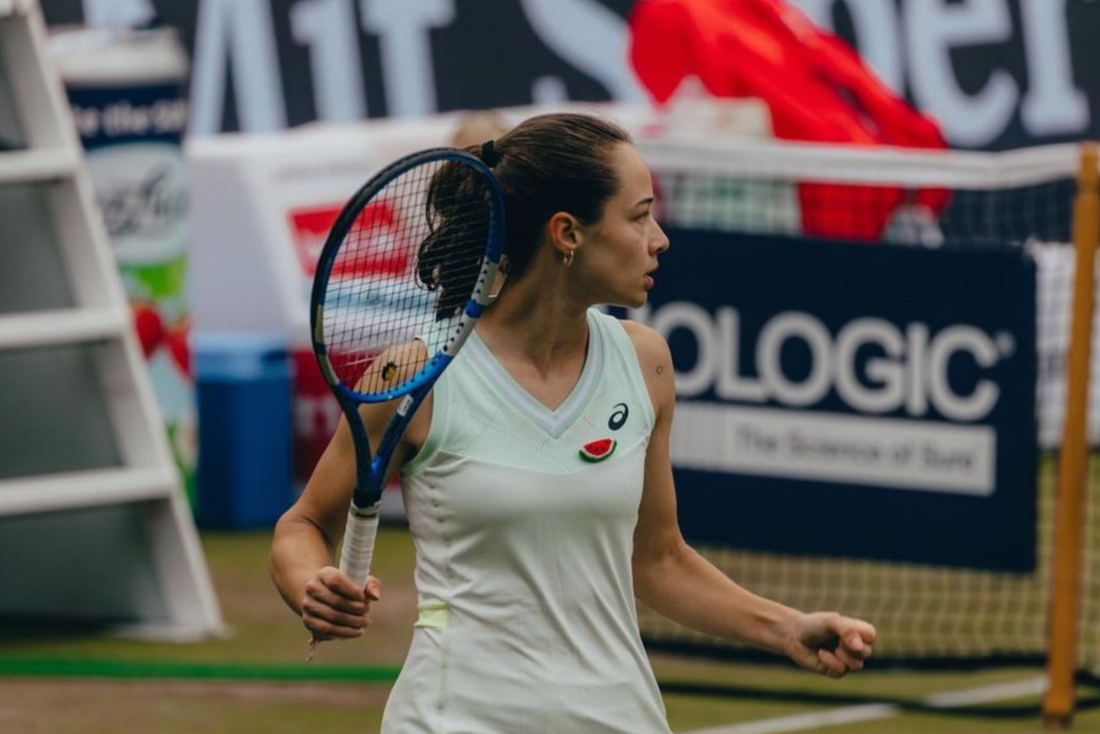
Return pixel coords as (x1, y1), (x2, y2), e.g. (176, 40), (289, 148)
(634, 303), (1015, 422)
(672, 403), (996, 495)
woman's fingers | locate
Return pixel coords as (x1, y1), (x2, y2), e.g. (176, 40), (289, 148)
(791, 612), (876, 678)
(833, 645), (864, 672)
(816, 648), (849, 678)
(301, 568), (382, 641)
(317, 567), (383, 605)
(318, 567), (367, 600)
(302, 593), (370, 627)
(303, 613), (365, 639)
(305, 577), (367, 615)
(302, 591), (370, 639)
(841, 632), (873, 661)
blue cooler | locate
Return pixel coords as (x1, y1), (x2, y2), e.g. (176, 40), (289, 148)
(194, 333), (294, 528)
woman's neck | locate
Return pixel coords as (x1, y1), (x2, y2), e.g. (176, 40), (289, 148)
(477, 270), (591, 374)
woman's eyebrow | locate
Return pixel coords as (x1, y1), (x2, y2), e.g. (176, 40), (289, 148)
(634, 196), (655, 207)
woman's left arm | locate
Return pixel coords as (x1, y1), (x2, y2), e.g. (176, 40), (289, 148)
(624, 321), (876, 679)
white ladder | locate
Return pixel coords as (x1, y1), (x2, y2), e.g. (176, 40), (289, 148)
(0, 0), (223, 639)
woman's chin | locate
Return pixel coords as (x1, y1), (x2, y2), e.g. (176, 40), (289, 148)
(600, 288), (649, 311)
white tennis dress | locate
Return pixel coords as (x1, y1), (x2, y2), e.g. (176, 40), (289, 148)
(382, 308), (673, 734)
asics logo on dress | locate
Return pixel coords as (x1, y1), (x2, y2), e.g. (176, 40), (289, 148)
(609, 403), (629, 430)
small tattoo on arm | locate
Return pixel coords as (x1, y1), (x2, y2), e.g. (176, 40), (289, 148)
(656, 364), (664, 375)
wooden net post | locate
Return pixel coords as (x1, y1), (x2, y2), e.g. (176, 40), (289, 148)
(1044, 141), (1100, 730)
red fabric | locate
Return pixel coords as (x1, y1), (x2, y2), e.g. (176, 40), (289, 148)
(629, 0), (949, 240)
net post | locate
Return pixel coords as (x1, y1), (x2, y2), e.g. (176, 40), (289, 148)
(1044, 141), (1100, 730)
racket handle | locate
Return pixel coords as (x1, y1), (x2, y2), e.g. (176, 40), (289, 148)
(339, 505), (380, 592)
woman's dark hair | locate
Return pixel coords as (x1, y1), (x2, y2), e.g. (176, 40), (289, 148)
(418, 113), (631, 318)
(417, 157), (494, 318)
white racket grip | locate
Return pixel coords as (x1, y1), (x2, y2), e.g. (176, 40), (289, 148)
(339, 508), (380, 593)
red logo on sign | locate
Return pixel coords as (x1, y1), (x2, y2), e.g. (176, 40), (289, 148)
(288, 201), (413, 277)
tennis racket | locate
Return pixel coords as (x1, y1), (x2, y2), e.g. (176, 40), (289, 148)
(308, 148), (503, 657)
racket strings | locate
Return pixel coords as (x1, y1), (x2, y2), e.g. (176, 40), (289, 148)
(322, 158), (493, 396)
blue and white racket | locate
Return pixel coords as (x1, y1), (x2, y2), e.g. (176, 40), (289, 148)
(309, 148), (503, 638)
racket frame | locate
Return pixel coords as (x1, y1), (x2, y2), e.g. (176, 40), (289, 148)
(310, 148), (503, 518)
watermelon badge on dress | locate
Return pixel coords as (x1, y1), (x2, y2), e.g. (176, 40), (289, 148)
(579, 437), (617, 463)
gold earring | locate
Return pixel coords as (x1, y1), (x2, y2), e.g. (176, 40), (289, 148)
(563, 249), (575, 268)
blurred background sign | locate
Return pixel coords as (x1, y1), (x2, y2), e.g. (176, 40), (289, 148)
(50, 25), (198, 500)
(634, 230), (1037, 571)
(40, 0), (1100, 151)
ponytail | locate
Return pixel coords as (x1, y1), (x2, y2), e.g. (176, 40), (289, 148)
(417, 112), (631, 318)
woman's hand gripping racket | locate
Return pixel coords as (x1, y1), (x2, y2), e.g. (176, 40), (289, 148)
(307, 149), (503, 660)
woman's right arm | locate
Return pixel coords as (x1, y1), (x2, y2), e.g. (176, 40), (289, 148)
(269, 342), (432, 641)
(269, 412), (377, 640)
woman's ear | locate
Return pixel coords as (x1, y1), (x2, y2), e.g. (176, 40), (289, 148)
(546, 211), (583, 257)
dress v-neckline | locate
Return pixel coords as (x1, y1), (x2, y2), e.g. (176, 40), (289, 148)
(465, 311), (604, 439)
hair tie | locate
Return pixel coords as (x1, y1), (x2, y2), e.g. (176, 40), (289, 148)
(480, 139), (499, 167)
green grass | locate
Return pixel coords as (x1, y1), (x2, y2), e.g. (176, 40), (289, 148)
(1, 528), (1097, 733)
(0, 530), (417, 667)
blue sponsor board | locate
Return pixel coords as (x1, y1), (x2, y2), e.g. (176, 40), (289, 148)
(67, 83), (188, 149)
(637, 230), (1037, 572)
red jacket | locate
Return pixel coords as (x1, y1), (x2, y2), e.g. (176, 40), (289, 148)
(630, 0), (949, 240)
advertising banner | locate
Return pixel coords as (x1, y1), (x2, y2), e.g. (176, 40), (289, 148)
(52, 29), (198, 500)
(635, 229), (1038, 571)
(42, 0), (1100, 151)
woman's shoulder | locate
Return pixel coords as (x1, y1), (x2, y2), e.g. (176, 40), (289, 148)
(614, 316), (671, 369)
(596, 313), (675, 417)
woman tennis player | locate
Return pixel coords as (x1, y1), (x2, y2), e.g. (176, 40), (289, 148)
(270, 112), (875, 733)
